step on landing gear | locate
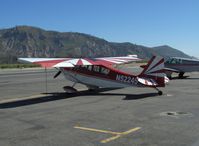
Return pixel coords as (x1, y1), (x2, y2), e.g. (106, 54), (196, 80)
(63, 86), (77, 93)
(87, 85), (100, 92)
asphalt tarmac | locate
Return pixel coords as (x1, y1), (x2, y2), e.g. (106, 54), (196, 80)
(0, 68), (199, 146)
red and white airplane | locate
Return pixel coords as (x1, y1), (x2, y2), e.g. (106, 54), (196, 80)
(18, 55), (166, 95)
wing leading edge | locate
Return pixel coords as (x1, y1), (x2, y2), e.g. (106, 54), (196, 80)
(18, 55), (141, 68)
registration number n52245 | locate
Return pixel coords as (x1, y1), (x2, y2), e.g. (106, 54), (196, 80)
(116, 74), (137, 84)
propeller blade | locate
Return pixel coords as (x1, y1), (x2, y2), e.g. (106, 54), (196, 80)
(54, 71), (61, 78)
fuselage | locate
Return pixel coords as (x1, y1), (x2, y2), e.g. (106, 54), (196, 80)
(165, 57), (199, 72)
(60, 65), (140, 88)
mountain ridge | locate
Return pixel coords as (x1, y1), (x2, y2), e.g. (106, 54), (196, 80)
(0, 26), (191, 63)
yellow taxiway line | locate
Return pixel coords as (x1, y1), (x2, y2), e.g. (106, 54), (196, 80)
(101, 127), (141, 143)
(74, 126), (121, 135)
(74, 126), (141, 143)
(101, 134), (121, 143)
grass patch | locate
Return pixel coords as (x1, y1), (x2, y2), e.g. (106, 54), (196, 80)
(0, 64), (40, 69)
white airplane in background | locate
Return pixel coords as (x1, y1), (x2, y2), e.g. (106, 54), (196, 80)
(19, 55), (167, 95)
(164, 57), (199, 79)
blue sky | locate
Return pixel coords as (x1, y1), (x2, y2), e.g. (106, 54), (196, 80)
(0, 0), (199, 57)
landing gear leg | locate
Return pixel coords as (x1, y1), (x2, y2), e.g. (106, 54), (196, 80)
(168, 74), (172, 80)
(166, 72), (172, 79)
(155, 88), (163, 95)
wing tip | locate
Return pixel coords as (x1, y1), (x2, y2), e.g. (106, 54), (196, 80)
(18, 58), (33, 63)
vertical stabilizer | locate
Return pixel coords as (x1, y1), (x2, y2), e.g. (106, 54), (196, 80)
(139, 56), (165, 87)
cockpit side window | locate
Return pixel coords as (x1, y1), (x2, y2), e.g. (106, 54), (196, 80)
(100, 67), (110, 75)
(87, 65), (92, 71)
(93, 65), (100, 72)
(73, 65), (110, 75)
(171, 59), (177, 64)
(166, 58), (182, 64)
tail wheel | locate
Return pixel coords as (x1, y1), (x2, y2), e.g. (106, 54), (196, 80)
(158, 91), (163, 95)
(155, 87), (163, 95)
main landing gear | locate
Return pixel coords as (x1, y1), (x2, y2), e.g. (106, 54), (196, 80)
(178, 72), (185, 79)
(63, 83), (100, 93)
(63, 86), (77, 93)
(155, 88), (163, 95)
(63, 82), (77, 93)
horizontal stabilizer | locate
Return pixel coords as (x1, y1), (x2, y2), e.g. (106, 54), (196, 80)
(137, 77), (157, 86)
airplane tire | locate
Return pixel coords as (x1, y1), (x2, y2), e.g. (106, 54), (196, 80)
(158, 91), (163, 95)
(179, 72), (185, 79)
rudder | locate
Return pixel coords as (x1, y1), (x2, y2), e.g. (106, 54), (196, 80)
(139, 56), (165, 87)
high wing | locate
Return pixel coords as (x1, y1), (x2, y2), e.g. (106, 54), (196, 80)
(96, 55), (141, 65)
(18, 55), (141, 68)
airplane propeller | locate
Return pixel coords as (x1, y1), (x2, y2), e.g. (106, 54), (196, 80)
(54, 70), (62, 78)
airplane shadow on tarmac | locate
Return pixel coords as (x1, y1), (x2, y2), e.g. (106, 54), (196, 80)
(0, 88), (159, 109)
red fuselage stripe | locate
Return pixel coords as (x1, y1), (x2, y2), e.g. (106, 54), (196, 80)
(63, 65), (137, 85)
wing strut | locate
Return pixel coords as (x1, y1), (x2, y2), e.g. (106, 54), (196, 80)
(54, 71), (62, 78)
